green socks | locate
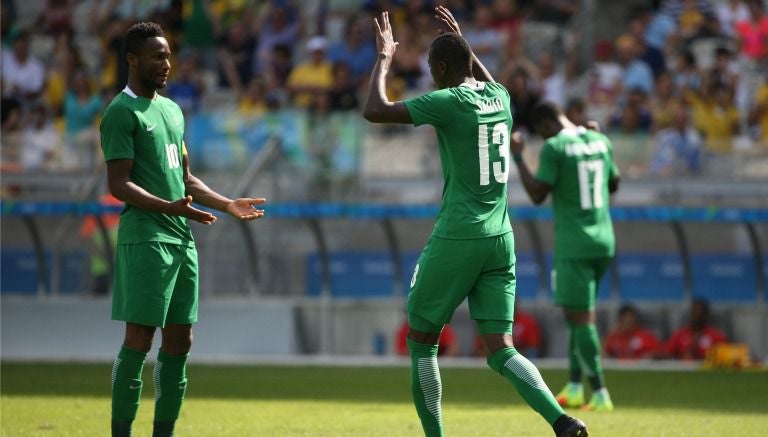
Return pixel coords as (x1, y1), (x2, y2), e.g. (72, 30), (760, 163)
(572, 324), (605, 390)
(488, 347), (564, 425)
(153, 349), (189, 436)
(112, 346), (148, 435)
(407, 338), (443, 437)
(567, 321), (583, 383)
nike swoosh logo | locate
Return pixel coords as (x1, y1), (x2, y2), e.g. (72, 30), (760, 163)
(146, 124), (157, 132)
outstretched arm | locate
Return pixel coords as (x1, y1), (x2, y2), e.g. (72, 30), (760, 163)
(434, 6), (494, 83)
(510, 132), (552, 205)
(363, 11), (412, 124)
(182, 147), (265, 220)
(107, 159), (217, 224)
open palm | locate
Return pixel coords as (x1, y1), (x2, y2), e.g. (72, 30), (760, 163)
(226, 198), (266, 221)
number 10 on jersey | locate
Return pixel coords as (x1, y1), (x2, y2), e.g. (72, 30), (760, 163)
(166, 143), (181, 169)
(478, 122), (510, 186)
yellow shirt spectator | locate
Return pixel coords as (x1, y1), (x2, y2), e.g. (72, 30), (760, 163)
(689, 91), (741, 153)
(287, 37), (333, 108)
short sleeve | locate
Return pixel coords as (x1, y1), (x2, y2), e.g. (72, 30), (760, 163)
(99, 104), (136, 161)
(535, 140), (559, 186)
(403, 89), (456, 127)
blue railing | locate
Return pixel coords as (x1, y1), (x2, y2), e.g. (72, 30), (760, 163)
(1, 201), (766, 302)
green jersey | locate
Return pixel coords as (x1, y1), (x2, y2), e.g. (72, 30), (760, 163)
(100, 87), (193, 246)
(536, 127), (619, 259)
(404, 81), (513, 239)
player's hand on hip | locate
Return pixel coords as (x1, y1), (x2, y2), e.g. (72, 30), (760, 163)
(373, 11), (398, 58)
(226, 197), (266, 221)
(510, 131), (525, 155)
(435, 6), (462, 36)
(167, 195), (217, 225)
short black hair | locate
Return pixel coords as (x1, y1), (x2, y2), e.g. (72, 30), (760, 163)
(124, 22), (164, 56)
(429, 32), (471, 75)
(618, 304), (639, 318)
(531, 101), (561, 125)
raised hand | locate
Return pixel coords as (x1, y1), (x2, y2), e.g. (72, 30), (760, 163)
(510, 131), (525, 156)
(435, 5), (462, 36)
(373, 11), (398, 58)
(166, 195), (217, 225)
(226, 197), (266, 221)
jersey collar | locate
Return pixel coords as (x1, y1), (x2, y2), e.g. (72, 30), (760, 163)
(559, 126), (587, 136)
(122, 86), (138, 98)
(459, 81), (485, 91)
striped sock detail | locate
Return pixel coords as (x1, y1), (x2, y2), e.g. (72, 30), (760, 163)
(504, 354), (549, 391)
(111, 357), (121, 390)
(417, 357), (442, 424)
(153, 360), (163, 401)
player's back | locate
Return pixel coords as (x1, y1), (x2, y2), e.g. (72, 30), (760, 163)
(404, 81), (513, 239)
(537, 128), (618, 259)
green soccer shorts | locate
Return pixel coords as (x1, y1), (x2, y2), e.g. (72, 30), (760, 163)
(407, 232), (516, 332)
(551, 257), (612, 311)
(112, 241), (199, 327)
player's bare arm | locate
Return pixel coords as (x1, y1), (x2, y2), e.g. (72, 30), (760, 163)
(106, 159), (217, 224)
(434, 6), (494, 83)
(510, 132), (552, 205)
(362, 11), (412, 124)
(181, 148), (265, 221)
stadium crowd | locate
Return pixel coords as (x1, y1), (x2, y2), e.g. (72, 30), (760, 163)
(1, 0), (767, 176)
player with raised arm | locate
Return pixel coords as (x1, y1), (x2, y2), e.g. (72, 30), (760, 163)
(510, 102), (620, 412)
(101, 22), (265, 437)
(363, 8), (587, 437)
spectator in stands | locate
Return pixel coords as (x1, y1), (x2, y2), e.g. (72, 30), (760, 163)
(626, 7), (666, 78)
(267, 43), (293, 89)
(615, 35), (654, 95)
(665, 298), (727, 360)
(748, 78), (768, 147)
(650, 104), (702, 176)
(463, 4), (504, 76)
(20, 104), (61, 171)
(238, 77), (269, 118)
(672, 50), (702, 94)
(0, 94), (24, 173)
(44, 32), (83, 116)
(609, 87), (653, 133)
(734, 0), (768, 63)
(167, 51), (204, 116)
(63, 69), (103, 170)
(37, 0), (74, 36)
(327, 16), (377, 86)
(689, 83), (741, 153)
(490, 0), (523, 56)
(1, 30), (46, 105)
(706, 47), (739, 96)
(589, 40), (623, 107)
(528, 0), (580, 27)
(328, 62), (359, 111)
(255, 4), (301, 76)
(650, 72), (684, 131)
(506, 66), (541, 133)
(715, 0), (750, 37)
(396, 320), (460, 357)
(536, 51), (565, 107)
(217, 19), (257, 94)
(391, 24), (425, 90)
(604, 305), (660, 360)
(287, 36), (333, 109)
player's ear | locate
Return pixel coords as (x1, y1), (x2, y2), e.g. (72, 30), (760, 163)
(126, 52), (138, 67)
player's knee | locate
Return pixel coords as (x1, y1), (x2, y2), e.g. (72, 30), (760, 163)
(123, 323), (155, 352)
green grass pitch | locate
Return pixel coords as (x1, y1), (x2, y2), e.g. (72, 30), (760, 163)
(2, 362), (766, 436)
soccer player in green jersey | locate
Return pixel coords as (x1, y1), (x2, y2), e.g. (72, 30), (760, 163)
(511, 102), (620, 412)
(100, 22), (265, 437)
(363, 8), (587, 437)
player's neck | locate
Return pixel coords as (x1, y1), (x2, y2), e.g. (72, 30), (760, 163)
(127, 77), (157, 99)
(558, 114), (577, 130)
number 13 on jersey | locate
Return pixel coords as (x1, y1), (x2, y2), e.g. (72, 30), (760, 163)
(478, 122), (510, 186)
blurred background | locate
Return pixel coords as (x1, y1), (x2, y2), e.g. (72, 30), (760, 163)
(1, 0), (766, 365)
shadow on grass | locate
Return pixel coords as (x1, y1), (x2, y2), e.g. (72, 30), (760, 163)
(2, 363), (766, 414)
